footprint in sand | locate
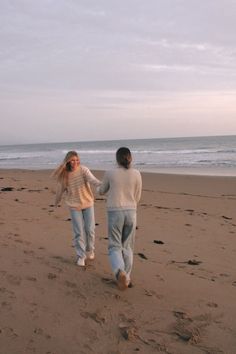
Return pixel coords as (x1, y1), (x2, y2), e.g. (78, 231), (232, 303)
(185, 209), (194, 214)
(29, 302), (38, 316)
(0, 287), (16, 299)
(207, 302), (218, 308)
(219, 273), (230, 277)
(172, 311), (215, 345)
(1, 301), (12, 311)
(23, 250), (35, 256)
(14, 239), (24, 244)
(64, 280), (77, 288)
(51, 255), (71, 264)
(6, 274), (21, 286)
(117, 315), (139, 341)
(1, 243), (9, 248)
(144, 289), (163, 299)
(26, 276), (37, 282)
(81, 311), (106, 324)
(0, 327), (18, 338)
(173, 311), (189, 319)
(155, 274), (164, 281)
(33, 327), (51, 339)
(119, 322), (138, 341)
(172, 312), (200, 344)
(48, 273), (57, 280)
(101, 277), (117, 289)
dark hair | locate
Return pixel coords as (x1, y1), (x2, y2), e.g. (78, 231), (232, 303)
(116, 147), (132, 169)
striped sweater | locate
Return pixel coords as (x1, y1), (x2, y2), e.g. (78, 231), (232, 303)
(55, 165), (101, 210)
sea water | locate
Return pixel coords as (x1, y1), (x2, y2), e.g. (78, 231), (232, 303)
(0, 135), (236, 175)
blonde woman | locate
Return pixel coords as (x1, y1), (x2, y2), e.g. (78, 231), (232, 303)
(53, 151), (101, 266)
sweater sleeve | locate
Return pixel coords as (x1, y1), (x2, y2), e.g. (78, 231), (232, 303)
(135, 171), (142, 203)
(97, 171), (110, 195)
(82, 166), (101, 187)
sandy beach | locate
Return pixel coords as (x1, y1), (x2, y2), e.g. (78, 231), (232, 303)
(0, 169), (236, 354)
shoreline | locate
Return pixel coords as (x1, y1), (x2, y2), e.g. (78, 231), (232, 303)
(138, 166), (236, 177)
(0, 169), (236, 353)
(1, 165), (236, 177)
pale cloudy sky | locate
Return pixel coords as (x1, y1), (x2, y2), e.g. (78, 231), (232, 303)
(0, 0), (236, 144)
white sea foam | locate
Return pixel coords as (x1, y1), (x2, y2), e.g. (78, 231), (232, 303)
(0, 135), (236, 175)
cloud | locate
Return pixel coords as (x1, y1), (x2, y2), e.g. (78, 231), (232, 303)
(140, 64), (196, 73)
(0, 1), (236, 143)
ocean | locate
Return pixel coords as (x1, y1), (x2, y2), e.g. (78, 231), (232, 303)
(1, 135), (236, 176)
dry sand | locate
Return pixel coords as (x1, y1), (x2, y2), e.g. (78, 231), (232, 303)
(0, 169), (236, 354)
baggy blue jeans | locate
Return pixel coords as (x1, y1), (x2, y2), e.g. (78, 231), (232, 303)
(107, 209), (136, 282)
(70, 206), (95, 259)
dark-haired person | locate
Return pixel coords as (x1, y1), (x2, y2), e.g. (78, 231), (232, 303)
(52, 151), (101, 266)
(98, 147), (142, 290)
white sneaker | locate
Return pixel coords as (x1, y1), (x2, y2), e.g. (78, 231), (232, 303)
(77, 257), (85, 266)
(87, 251), (95, 260)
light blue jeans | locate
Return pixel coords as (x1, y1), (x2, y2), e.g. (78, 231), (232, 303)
(107, 209), (136, 282)
(70, 206), (95, 259)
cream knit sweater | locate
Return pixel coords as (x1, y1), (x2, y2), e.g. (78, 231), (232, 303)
(55, 165), (101, 210)
(98, 167), (142, 210)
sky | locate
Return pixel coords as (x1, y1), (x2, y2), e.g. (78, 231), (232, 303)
(0, 0), (236, 145)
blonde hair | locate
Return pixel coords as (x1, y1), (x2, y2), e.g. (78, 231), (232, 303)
(52, 151), (79, 186)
